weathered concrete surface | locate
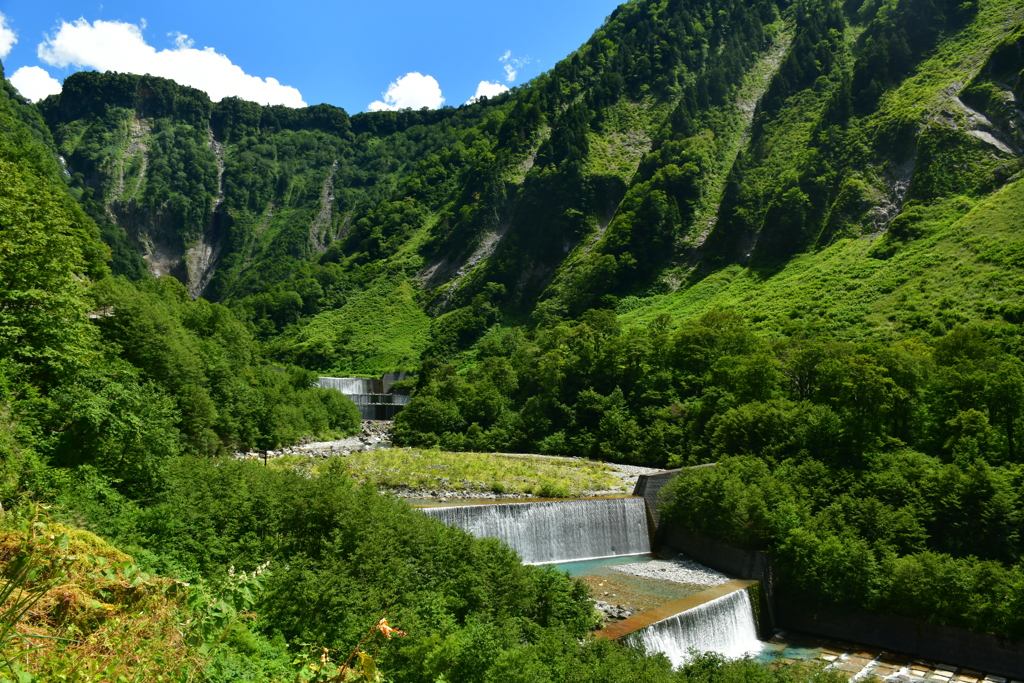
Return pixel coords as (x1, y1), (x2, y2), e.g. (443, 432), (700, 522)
(632, 463), (715, 527)
(632, 468), (680, 528)
(777, 604), (1024, 679)
(659, 526), (773, 587)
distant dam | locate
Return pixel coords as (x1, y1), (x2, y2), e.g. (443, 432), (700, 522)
(318, 373), (411, 420)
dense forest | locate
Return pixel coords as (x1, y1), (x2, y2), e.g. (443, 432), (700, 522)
(0, 56), (835, 680)
(1, 0), (1024, 677)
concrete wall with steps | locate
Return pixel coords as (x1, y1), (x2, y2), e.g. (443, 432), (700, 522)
(317, 374), (412, 420)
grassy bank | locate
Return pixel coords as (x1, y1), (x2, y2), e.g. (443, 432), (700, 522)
(269, 448), (627, 498)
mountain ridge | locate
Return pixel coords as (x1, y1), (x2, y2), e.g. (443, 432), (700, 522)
(11, 0), (1022, 377)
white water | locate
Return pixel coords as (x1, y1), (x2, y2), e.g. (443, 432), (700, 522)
(318, 377), (379, 394)
(422, 498), (651, 564)
(626, 589), (762, 667)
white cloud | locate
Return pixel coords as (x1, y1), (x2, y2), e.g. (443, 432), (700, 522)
(498, 51), (531, 84)
(368, 72), (444, 112)
(0, 12), (17, 59)
(466, 81), (509, 105)
(37, 18), (305, 107)
(9, 66), (62, 102)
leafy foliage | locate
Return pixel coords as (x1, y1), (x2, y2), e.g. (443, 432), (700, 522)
(28, 0), (1024, 381)
(660, 452), (1024, 637)
(0, 65), (359, 501)
(4, 0), (1024, 674)
(270, 446), (624, 498)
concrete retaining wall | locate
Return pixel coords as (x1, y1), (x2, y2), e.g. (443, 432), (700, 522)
(779, 604), (1024, 678)
(633, 464), (715, 526)
(658, 526), (778, 626)
(656, 523), (1024, 678)
(632, 468), (681, 526)
(318, 377), (383, 393)
(659, 526), (768, 581)
(382, 371), (412, 392)
(356, 404), (404, 420)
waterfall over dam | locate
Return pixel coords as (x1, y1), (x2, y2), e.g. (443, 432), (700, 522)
(317, 374), (411, 420)
(624, 588), (761, 666)
(421, 497), (651, 564)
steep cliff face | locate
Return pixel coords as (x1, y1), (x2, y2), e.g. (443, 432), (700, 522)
(699, 0), (1024, 268)
(37, 0), (785, 305)
(31, 0), (1024, 372)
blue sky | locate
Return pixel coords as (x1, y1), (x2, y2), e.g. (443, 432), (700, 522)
(0, 0), (623, 112)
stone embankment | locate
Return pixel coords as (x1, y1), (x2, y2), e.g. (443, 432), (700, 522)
(388, 458), (665, 502)
(394, 489), (549, 503)
(234, 421), (393, 460)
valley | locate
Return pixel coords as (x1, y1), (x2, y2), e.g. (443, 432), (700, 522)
(0, 0), (1023, 678)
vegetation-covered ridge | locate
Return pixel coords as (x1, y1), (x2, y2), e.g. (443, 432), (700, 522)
(34, 0), (797, 370)
(0, 58), (361, 490)
(2, 52), (848, 682)
(28, 0), (1023, 379)
(394, 308), (1024, 638)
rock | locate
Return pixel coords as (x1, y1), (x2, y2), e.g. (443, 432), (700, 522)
(592, 600), (636, 621)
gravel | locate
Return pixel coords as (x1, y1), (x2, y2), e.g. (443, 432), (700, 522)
(234, 422), (393, 460)
(608, 463), (667, 476)
(611, 556), (731, 587)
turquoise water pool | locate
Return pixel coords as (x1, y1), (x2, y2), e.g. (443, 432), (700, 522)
(541, 554), (708, 613)
(545, 553), (655, 577)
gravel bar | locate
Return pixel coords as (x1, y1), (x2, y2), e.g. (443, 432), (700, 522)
(611, 556), (731, 587)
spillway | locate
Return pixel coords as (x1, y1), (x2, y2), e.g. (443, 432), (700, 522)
(624, 588), (761, 666)
(421, 497), (651, 564)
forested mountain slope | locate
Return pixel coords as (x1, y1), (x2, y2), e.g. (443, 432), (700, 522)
(33, 0), (1024, 378)
(15, 0), (1024, 457)
(3, 0), (1024, 669)
(0, 55), (797, 683)
(34, 0), (785, 371)
(0, 60), (361, 502)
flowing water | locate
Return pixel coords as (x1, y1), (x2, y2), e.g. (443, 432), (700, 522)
(625, 589), (762, 667)
(317, 377), (380, 393)
(421, 497), (651, 564)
